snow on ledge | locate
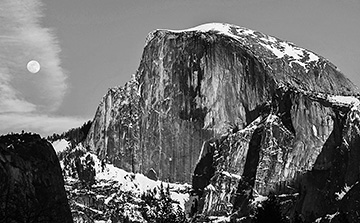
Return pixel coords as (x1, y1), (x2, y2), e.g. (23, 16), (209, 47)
(328, 95), (360, 110)
(315, 212), (340, 222)
(221, 171), (241, 180)
(335, 181), (358, 201)
(208, 216), (231, 223)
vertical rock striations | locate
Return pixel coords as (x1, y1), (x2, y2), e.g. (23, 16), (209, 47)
(85, 22), (358, 193)
(0, 133), (73, 223)
(85, 77), (140, 173)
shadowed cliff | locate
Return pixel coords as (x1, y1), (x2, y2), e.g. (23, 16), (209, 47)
(0, 132), (73, 223)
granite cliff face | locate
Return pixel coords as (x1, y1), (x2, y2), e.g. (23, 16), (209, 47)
(86, 23), (358, 186)
(176, 24), (359, 222)
(193, 92), (360, 222)
(0, 133), (73, 223)
(85, 77), (139, 173)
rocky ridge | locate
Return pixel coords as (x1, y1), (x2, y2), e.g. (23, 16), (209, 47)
(84, 23), (360, 222)
(86, 22), (357, 183)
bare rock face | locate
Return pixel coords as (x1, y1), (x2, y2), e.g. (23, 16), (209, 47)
(85, 77), (139, 173)
(0, 133), (73, 223)
(83, 22), (360, 221)
(85, 22), (358, 189)
(139, 23), (356, 184)
(193, 91), (360, 221)
(175, 23), (360, 223)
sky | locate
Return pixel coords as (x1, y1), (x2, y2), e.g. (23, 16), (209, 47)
(0, 0), (359, 136)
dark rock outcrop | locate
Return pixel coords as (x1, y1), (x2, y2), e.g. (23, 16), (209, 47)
(193, 91), (360, 221)
(0, 133), (73, 223)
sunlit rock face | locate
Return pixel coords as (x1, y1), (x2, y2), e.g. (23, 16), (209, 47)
(149, 23), (359, 221)
(180, 26), (360, 223)
(84, 22), (360, 221)
(86, 22), (358, 190)
(138, 29), (274, 182)
(138, 23), (356, 184)
(0, 133), (73, 223)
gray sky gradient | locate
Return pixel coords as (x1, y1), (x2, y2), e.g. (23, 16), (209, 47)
(1, 0), (360, 136)
(0, 0), (86, 136)
(45, 0), (360, 117)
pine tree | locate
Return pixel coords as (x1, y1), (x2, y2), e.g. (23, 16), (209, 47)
(140, 185), (187, 223)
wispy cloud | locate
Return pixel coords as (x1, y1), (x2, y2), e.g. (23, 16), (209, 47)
(0, 0), (66, 112)
(0, 0), (86, 136)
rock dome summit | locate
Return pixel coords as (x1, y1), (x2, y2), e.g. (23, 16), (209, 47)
(82, 23), (360, 222)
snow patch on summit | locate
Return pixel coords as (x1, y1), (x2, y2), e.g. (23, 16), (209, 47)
(147, 23), (321, 72)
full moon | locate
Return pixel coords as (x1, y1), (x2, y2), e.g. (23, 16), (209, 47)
(27, 60), (41, 74)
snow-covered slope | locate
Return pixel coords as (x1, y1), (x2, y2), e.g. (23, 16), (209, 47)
(52, 139), (70, 153)
(83, 151), (190, 209)
(59, 145), (190, 222)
